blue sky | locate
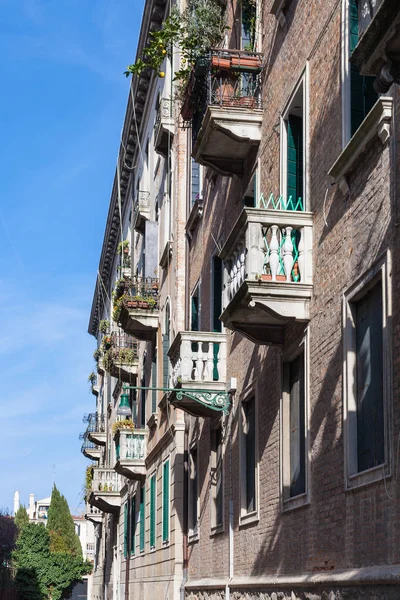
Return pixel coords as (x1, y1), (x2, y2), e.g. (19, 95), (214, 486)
(0, 0), (142, 514)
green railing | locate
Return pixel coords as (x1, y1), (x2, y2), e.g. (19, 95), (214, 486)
(257, 193), (304, 212)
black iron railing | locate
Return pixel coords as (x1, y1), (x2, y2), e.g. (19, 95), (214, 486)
(122, 276), (160, 310)
(189, 49), (263, 145)
(80, 439), (100, 454)
(83, 413), (106, 433)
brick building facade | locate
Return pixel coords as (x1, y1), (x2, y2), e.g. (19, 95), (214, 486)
(82, 0), (400, 598)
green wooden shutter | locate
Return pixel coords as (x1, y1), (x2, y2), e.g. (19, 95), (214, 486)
(123, 502), (128, 558)
(287, 115), (303, 207)
(150, 475), (156, 548)
(349, 0), (378, 136)
(130, 495), (136, 555)
(151, 355), (157, 414)
(139, 486), (145, 552)
(162, 460), (170, 542)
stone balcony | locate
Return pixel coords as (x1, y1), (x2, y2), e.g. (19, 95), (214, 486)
(168, 331), (230, 417)
(85, 502), (102, 524)
(88, 468), (121, 513)
(85, 413), (106, 446)
(80, 436), (101, 462)
(351, 0), (400, 93)
(154, 98), (174, 157)
(117, 277), (159, 341)
(187, 50), (263, 176)
(219, 197), (313, 345)
(114, 427), (147, 480)
(102, 332), (139, 382)
(133, 191), (151, 234)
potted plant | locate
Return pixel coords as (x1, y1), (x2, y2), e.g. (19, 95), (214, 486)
(99, 319), (110, 334)
(93, 349), (102, 363)
(88, 372), (96, 386)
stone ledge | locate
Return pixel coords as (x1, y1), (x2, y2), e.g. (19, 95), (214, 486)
(328, 97), (393, 194)
(185, 565), (400, 589)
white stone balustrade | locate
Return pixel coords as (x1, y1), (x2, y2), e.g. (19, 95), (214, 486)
(117, 429), (146, 461)
(169, 331), (227, 387)
(92, 468), (120, 493)
(223, 208), (313, 304)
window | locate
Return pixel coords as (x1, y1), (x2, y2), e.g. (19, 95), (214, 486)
(191, 159), (203, 207)
(343, 258), (391, 488)
(342, 0), (378, 144)
(211, 427), (223, 531)
(140, 376), (146, 428)
(243, 172), (257, 208)
(280, 75), (307, 209)
(130, 495), (136, 555)
(188, 445), (199, 538)
(240, 392), (258, 523)
(211, 257), (223, 333)
(191, 284), (200, 331)
(123, 502), (128, 558)
(149, 474), (156, 550)
(281, 335), (309, 510)
(139, 486), (145, 552)
(240, 0), (257, 50)
(162, 460), (170, 543)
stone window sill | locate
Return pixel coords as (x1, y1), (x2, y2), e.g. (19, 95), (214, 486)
(328, 97), (393, 194)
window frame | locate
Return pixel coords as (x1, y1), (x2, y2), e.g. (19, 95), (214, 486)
(239, 383), (259, 527)
(280, 67), (309, 210)
(280, 330), (310, 512)
(162, 458), (170, 544)
(130, 494), (136, 556)
(149, 471), (157, 551)
(343, 253), (392, 490)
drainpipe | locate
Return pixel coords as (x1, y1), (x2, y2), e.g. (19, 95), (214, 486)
(226, 403), (234, 600)
(180, 425), (189, 600)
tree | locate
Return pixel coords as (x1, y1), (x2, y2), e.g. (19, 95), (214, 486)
(47, 485), (82, 558)
(13, 523), (91, 600)
(0, 509), (17, 566)
(14, 505), (29, 534)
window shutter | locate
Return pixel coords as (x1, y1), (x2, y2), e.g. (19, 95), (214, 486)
(123, 503), (128, 558)
(162, 460), (170, 542)
(287, 115), (303, 206)
(150, 475), (156, 548)
(139, 487), (145, 552)
(151, 355), (157, 413)
(130, 496), (136, 555)
(191, 295), (199, 332)
(191, 160), (200, 207)
(349, 0), (378, 136)
(289, 353), (306, 497)
(162, 334), (170, 389)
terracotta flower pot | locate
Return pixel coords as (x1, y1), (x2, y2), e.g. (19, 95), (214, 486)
(260, 274), (287, 282)
(231, 56), (261, 71)
(211, 56), (231, 70)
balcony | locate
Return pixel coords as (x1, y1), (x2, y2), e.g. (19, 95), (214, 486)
(186, 50), (263, 176)
(154, 98), (174, 157)
(84, 413), (106, 446)
(219, 195), (313, 345)
(85, 503), (102, 524)
(80, 437), (101, 462)
(102, 332), (139, 382)
(117, 277), (159, 341)
(88, 468), (121, 513)
(114, 427), (147, 480)
(168, 331), (230, 417)
(351, 0), (400, 93)
(133, 191), (151, 234)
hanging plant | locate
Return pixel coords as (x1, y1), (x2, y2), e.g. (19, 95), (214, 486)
(124, 0), (227, 96)
(87, 372), (96, 386)
(112, 419), (135, 435)
(117, 240), (130, 255)
(93, 348), (102, 363)
(99, 319), (110, 334)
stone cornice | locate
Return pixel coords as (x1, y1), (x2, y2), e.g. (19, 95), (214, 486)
(88, 0), (168, 337)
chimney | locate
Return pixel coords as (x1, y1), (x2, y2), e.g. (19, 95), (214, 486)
(13, 491), (20, 516)
(29, 493), (35, 519)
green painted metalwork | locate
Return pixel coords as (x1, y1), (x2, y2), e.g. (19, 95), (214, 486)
(262, 226), (301, 281)
(258, 193), (304, 211)
(116, 440), (121, 461)
(174, 389), (230, 415)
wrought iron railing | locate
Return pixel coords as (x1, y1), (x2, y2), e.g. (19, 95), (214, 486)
(83, 413), (106, 434)
(80, 439), (100, 455)
(110, 331), (139, 352)
(358, 0), (383, 39)
(122, 276), (160, 310)
(191, 49), (263, 144)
